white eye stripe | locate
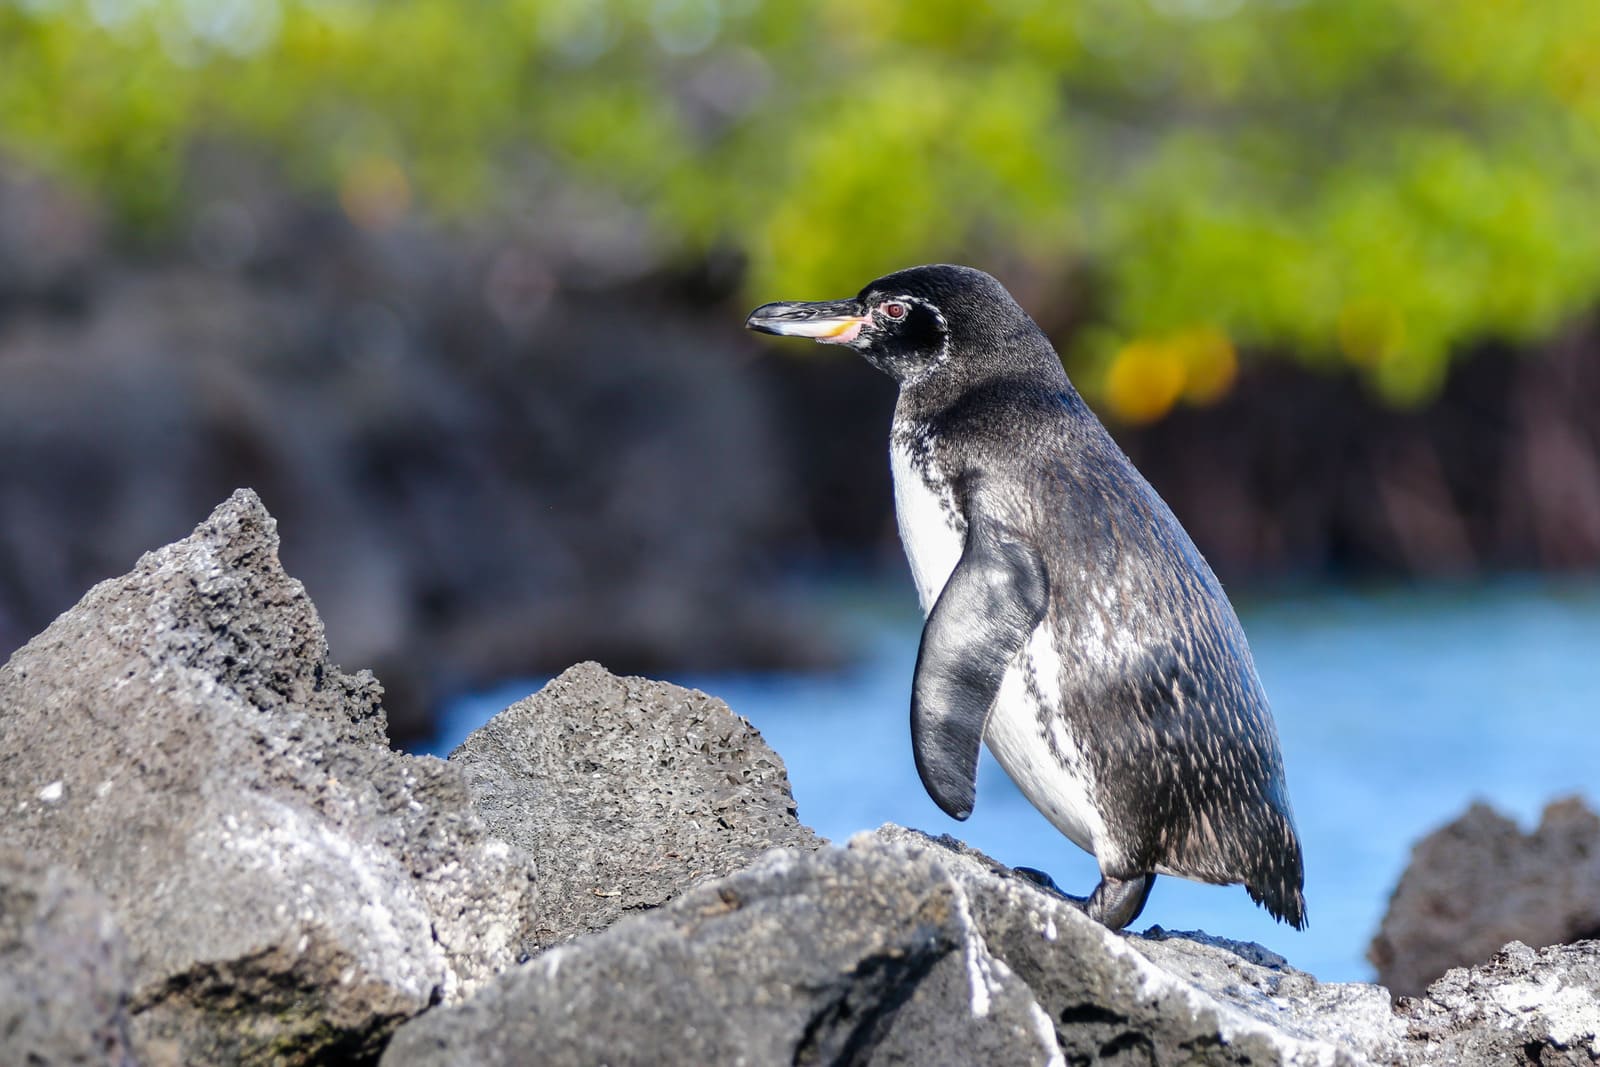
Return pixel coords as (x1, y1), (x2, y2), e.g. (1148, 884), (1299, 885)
(870, 294), (950, 385)
(876, 294), (944, 325)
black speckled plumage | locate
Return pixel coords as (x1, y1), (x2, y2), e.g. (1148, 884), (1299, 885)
(747, 264), (1306, 930)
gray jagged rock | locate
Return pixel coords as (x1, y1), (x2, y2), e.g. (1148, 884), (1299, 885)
(0, 851), (135, 1067)
(885, 828), (1598, 1065)
(1370, 796), (1600, 998)
(380, 839), (1062, 1067)
(448, 661), (822, 953)
(870, 826), (1400, 1066)
(384, 826), (1600, 1067)
(4, 486), (1597, 1066)
(0, 491), (537, 1065)
(381, 828), (1373, 1067)
(1399, 939), (1600, 1065)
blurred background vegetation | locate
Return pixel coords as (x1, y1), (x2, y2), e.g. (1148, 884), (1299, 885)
(2, 0), (1600, 741)
(5, 0), (1599, 413)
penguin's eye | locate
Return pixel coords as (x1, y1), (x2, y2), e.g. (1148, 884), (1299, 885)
(881, 301), (907, 320)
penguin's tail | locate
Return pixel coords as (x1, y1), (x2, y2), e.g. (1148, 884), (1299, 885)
(1245, 835), (1307, 929)
(1251, 880), (1308, 930)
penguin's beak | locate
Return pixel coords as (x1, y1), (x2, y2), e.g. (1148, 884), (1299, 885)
(745, 300), (869, 345)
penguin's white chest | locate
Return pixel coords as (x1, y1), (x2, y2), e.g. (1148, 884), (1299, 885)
(889, 430), (1106, 861)
(983, 623), (1106, 858)
(890, 435), (965, 613)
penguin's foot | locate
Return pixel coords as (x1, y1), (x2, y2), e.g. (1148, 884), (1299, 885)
(1011, 867), (1153, 931)
(1012, 866), (1068, 897)
(1012, 866), (1092, 908)
(1084, 874), (1155, 931)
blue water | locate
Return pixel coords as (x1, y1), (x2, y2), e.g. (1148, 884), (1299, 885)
(431, 578), (1600, 984)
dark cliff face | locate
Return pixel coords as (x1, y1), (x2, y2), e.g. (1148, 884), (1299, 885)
(0, 163), (838, 744)
(1113, 337), (1600, 580)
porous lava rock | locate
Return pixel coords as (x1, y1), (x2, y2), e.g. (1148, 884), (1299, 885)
(0, 491), (537, 1065)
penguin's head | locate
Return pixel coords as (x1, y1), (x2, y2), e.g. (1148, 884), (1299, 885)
(746, 264), (1033, 384)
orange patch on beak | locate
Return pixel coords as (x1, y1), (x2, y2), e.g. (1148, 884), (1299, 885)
(817, 317), (867, 344)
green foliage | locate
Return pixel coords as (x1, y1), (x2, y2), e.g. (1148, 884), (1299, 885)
(2, 0), (1597, 416)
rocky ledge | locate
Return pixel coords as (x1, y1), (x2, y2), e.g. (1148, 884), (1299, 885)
(1, 492), (1596, 1066)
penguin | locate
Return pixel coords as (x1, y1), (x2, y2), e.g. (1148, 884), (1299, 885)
(746, 264), (1306, 931)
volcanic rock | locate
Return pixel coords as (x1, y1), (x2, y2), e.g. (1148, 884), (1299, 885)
(1370, 797), (1600, 998)
(0, 490), (537, 1064)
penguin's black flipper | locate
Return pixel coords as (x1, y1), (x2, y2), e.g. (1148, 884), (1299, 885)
(911, 515), (1047, 820)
